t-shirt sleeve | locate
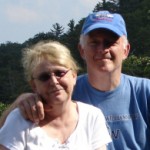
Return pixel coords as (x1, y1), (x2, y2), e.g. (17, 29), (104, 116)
(0, 108), (30, 150)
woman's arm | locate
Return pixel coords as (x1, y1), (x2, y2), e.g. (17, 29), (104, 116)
(0, 102), (17, 128)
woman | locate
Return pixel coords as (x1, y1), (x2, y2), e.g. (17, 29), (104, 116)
(0, 41), (111, 149)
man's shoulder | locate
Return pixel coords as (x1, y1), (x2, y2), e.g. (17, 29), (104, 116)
(76, 73), (88, 86)
(122, 73), (150, 87)
(77, 73), (87, 80)
(123, 73), (150, 81)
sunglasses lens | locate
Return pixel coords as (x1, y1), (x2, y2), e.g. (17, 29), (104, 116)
(38, 73), (50, 81)
(35, 69), (70, 82)
(55, 70), (68, 78)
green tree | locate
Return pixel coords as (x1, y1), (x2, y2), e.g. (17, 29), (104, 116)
(61, 19), (85, 73)
(93, 0), (119, 12)
(0, 102), (8, 116)
(123, 55), (150, 78)
(50, 23), (64, 39)
(0, 42), (30, 103)
(119, 0), (150, 56)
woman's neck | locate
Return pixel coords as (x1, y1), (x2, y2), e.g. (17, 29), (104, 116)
(39, 101), (78, 126)
(39, 101), (78, 144)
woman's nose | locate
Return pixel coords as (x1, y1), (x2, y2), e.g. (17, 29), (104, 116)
(49, 74), (59, 85)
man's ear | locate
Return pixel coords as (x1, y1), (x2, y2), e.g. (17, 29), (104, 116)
(123, 43), (130, 60)
(78, 43), (85, 60)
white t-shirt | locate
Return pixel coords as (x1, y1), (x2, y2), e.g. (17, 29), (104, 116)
(0, 102), (111, 150)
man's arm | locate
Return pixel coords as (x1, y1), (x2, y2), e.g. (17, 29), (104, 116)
(18, 93), (44, 122)
(0, 93), (44, 128)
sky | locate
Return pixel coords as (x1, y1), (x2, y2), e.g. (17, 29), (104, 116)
(0, 0), (100, 44)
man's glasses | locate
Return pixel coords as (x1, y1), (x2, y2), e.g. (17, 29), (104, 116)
(32, 69), (71, 82)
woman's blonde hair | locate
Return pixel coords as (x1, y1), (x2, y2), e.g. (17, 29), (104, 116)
(22, 41), (80, 82)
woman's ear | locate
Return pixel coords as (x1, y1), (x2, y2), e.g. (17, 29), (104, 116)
(29, 80), (37, 92)
(71, 71), (77, 86)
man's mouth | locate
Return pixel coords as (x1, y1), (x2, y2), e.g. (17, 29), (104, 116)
(94, 55), (111, 60)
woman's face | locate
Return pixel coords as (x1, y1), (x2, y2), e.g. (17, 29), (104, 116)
(30, 59), (77, 109)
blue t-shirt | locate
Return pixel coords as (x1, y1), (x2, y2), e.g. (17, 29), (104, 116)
(72, 73), (150, 150)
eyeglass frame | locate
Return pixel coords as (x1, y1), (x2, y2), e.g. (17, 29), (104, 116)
(32, 69), (71, 82)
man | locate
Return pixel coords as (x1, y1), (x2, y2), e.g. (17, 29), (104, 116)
(1, 11), (150, 149)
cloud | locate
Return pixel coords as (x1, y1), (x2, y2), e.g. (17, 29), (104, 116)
(5, 4), (40, 24)
(0, 0), (100, 43)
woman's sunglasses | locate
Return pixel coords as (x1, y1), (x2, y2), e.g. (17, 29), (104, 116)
(32, 69), (71, 82)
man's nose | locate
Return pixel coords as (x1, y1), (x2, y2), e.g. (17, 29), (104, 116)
(97, 41), (110, 52)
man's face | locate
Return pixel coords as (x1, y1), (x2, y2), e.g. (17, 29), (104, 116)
(79, 29), (130, 74)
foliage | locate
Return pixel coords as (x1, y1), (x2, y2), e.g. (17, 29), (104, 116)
(93, 0), (119, 12)
(0, 42), (31, 103)
(119, 0), (150, 56)
(0, 102), (9, 117)
(123, 55), (150, 78)
(50, 23), (64, 38)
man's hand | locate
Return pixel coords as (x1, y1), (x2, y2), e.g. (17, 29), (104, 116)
(18, 93), (44, 122)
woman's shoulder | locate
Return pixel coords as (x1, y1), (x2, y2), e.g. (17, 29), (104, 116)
(6, 108), (22, 120)
(76, 101), (103, 116)
(4, 108), (34, 129)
